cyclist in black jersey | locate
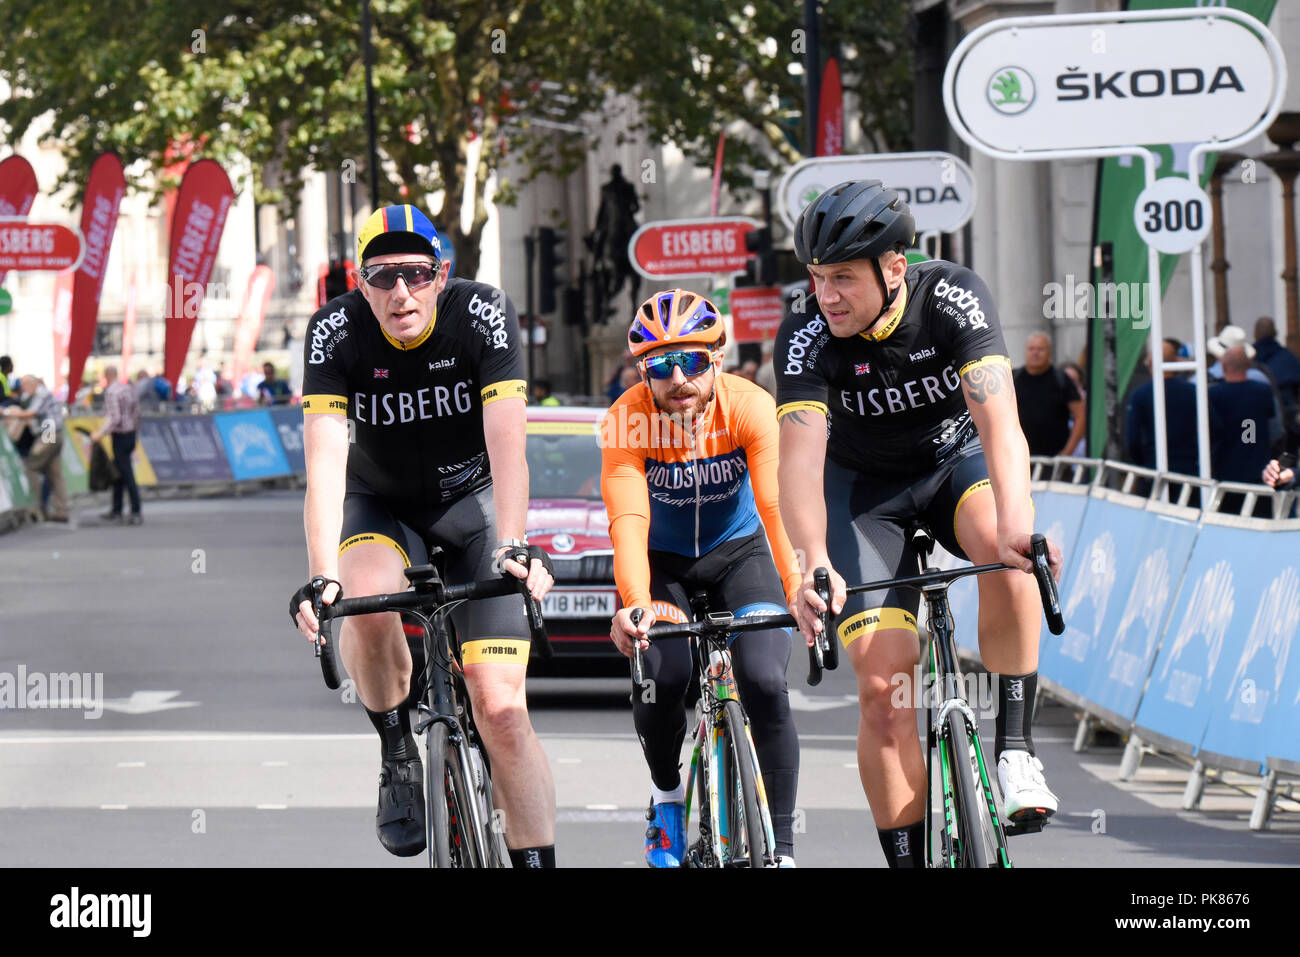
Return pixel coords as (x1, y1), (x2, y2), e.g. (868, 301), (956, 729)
(774, 180), (1064, 867)
(290, 204), (557, 867)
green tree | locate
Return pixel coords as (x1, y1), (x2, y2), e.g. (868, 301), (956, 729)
(0, 1), (913, 279)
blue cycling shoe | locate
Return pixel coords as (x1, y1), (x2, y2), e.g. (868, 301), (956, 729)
(644, 800), (687, 868)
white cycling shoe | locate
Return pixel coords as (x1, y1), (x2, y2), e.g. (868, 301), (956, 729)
(997, 750), (1058, 822)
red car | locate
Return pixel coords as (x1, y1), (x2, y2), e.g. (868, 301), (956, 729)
(525, 405), (624, 675)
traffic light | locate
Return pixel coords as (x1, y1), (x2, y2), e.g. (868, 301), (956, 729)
(745, 227), (777, 286)
(537, 227), (566, 314)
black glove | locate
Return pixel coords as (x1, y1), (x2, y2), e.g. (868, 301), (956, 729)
(497, 545), (554, 578)
(289, 576), (342, 626)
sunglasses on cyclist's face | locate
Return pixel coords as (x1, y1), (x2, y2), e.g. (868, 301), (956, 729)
(359, 261), (440, 291)
(641, 349), (715, 380)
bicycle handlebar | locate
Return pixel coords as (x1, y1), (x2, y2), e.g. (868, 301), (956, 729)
(313, 573), (552, 690)
(628, 606), (799, 687)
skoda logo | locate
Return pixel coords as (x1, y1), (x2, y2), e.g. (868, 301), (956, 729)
(552, 533), (575, 553)
(987, 66), (1035, 115)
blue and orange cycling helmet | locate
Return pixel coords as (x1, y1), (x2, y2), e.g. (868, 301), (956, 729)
(627, 289), (725, 359)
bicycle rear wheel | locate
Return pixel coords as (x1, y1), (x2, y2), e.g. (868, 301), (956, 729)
(720, 699), (769, 868)
(945, 712), (990, 869)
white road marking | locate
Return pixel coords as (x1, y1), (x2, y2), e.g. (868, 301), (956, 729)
(116, 761), (146, 768)
(585, 803), (619, 810)
(100, 805), (127, 810)
(260, 760), (289, 767)
(256, 804), (287, 810)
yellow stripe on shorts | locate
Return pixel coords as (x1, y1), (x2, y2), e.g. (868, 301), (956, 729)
(836, 607), (918, 647)
(461, 638), (531, 665)
(339, 533), (410, 567)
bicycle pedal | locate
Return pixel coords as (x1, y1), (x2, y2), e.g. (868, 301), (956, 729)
(1003, 814), (1050, 837)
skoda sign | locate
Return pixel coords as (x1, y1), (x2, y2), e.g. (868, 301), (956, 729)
(944, 9), (1285, 156)
(778, 152), (976, 235)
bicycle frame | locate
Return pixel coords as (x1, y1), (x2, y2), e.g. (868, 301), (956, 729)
(920, 582), (1011, 868)
(682, 631), (777, 868)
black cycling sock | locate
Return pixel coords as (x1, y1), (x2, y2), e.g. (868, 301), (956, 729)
(877, 820), (926, 868)
(508, 845), (556, 869)
(995, 671), (1037, 757)
(365, 704), (418, 761)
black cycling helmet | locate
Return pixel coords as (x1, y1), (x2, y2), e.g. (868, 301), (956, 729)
(794, 179), (915, 322)
(794, 179), (915, 266)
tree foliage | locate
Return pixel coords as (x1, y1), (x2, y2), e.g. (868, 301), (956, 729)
(0, 0), (913, 278)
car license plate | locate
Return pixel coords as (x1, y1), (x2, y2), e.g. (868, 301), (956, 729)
(541, 589), (616, 619)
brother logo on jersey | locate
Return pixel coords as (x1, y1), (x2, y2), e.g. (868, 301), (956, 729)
(468, 294), (509, 350)
(353, 381), (473, 425)
(310, 309), (349, 364)
(932, 278), (988, 331)
(784, 316), (827, 376)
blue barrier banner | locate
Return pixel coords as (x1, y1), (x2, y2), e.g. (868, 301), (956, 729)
(1030, 488), (1091, 656)
(268, 407), (305, 475)
(165, 416), (232, 482)
(1078, 510), (1199, 722)
(137, 417), (183, 481)
(1135, 524), (1264, 761)
(1040, 499), (1197, 716)
(214, 410), (291, 481)
(1194, 529), (1300, 769)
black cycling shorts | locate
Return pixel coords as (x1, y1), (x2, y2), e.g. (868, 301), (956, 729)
(646, 529), (791, 631)
(340, 478), (529, 664)
(824, 440), (992, 649)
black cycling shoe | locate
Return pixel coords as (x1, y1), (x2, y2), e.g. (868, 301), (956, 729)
(376, 754), (426, 857)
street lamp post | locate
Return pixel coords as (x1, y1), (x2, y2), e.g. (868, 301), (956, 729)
(361, 0), (381, 210)
(1208, 151), (1243, 333)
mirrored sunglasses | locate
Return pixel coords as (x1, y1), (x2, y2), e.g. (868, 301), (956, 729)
(642, 350), (714, 380)
(360, 261), (439, 290)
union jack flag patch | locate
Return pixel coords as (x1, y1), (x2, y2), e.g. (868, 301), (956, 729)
(854, 362), (871, 375)
(373, 368), (389, 379)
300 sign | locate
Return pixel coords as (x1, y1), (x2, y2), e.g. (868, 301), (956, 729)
(1133, 178), (1211, 255)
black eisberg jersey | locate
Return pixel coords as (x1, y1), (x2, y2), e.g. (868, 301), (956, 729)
(774, 259), (1010, 480)
(301, 277), (526, 505)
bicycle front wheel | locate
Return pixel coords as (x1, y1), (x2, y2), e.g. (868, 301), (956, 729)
(945, 712), (990, 869)
(425, 722), (481, 868)
(720, 699), (769, 868)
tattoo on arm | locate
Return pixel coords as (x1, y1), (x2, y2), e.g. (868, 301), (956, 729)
(962, 364), (1011, 405)
(785, 410), (810, 426)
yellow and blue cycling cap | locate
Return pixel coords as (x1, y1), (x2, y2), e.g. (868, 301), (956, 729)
(357, 204), (443, 264)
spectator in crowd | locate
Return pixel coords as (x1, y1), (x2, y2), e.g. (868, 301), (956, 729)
(755, 354), (777, 397)
(257, 361), (290, 405)
(1125, 338), (1221, 476)
(605, 352), (638, 403)
(731, 359), (759, 383)
(1013, 333), (1085, 456)
(1062, 361), (1087, 456)
(87, 364), (142, 525)
(1209, 346), (1277, 483)
(215, 364), (234, 406)
(531, 379), (561, 406)
(1253, 316), (1300, 437)
(1208, 324), (1287, 438)
(0, 355), (16, 406)
(1263, 455), (1296, 491)
(191, 357), (218, 411)
(617, 366), (639, 394)
(2, 375), (69, 522)
(152, 371), (174, 405)
(136, 369), (161, 411)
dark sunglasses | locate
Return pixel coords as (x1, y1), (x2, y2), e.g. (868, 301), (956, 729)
(641, 350), (714, 380)
(359, 261), (440, 291)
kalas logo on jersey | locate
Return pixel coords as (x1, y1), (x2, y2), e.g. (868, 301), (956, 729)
(429, 358), (456, 372)
(309, 309), (349, 364)
(909, 347), (936, 363)
(932, 277), (988, 331)
(784, 316), (827, 376)
(468, 294), (509, 350)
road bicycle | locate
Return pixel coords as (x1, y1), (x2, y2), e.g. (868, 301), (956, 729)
(310, 549), (551, 868)
(831, 525), (1064, 868)
(630, 569), (835, 868)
